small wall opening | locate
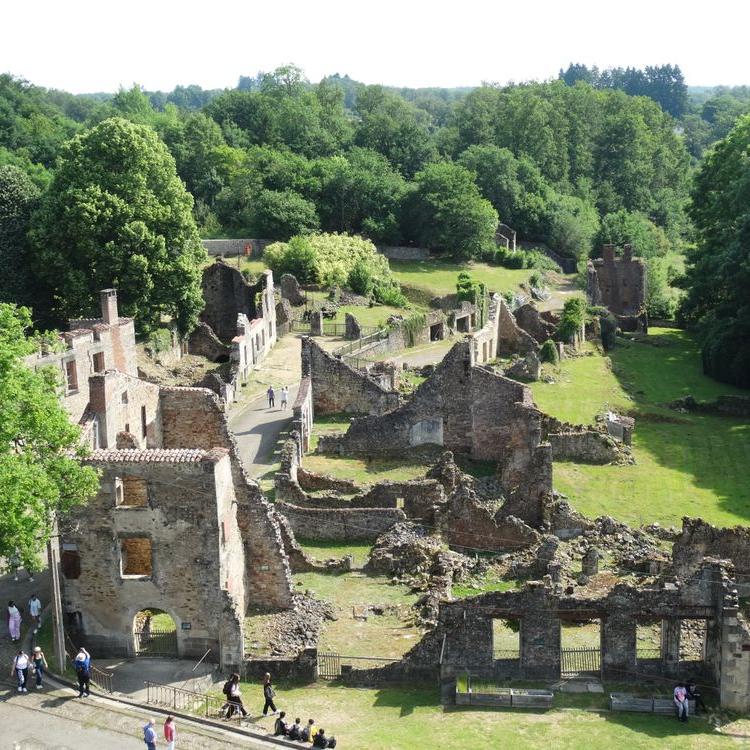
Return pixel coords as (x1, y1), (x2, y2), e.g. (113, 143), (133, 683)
(133, 608), (178, 657)
(120, 537), (152, 577)
(560, 619), (601, 677)
(492, 618), (520, 659)
(430, 323), (443, 341)
(61, 544), (81, 580)
(65, 360), (78, 393)
(456, 315), (470, 333)
(115, 476), (149, 508)
(636, 620), (662, 660)
(680, 619), (707, 668)
(92, 351), (105, 373)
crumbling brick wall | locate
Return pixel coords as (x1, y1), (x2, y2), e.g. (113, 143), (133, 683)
(587, 245), (646, 316)
(514, 303), (557, 344)
(158, 387), (293, 610)
(302, 337), (400, 415)
(188, 322), (231, 362)
(276, 502), (406, 541)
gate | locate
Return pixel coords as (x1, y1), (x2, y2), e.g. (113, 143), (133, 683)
(134, 623), (178, 657)
(318, 652), (341, 679)
(560, 647), (601, 678)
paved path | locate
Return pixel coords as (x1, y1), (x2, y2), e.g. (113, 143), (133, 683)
(0, 678), (274, 749)
(230, 385), (300, 479)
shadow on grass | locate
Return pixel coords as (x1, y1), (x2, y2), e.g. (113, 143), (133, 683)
(372, 685), (438, 717)
(608, 329), (750, 523)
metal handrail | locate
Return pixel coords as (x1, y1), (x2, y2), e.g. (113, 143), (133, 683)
(144, 680), (245, 724)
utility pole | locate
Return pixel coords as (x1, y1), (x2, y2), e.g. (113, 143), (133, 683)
(47, 519), (66, 673)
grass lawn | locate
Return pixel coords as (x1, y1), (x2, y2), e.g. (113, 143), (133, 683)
(293, 570), (422, 657)
(297, 540), (373, 569)
(249, 682), (744, 750)
(389, 258), (530, 298)
(531, 329), (750, 527)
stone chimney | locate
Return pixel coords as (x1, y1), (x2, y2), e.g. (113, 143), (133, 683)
(623, 244), (633, 263)
(602, 244), (616, 263)
(100, 289), (119, 325)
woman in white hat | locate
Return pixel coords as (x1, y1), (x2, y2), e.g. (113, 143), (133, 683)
(32, 646), (48, 688)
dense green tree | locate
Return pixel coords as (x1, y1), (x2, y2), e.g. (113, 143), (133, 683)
(546, 193), (599, 261)
(0, 166), (41, 307)
(312, 148), (406, 243)
(31, 118), (206, 334)
(679, 114), (750, 387)
(247, 189), (320, 239)
(404, 162), (498, 258)
(595, 210), (670, 259)
(353, 85), (437, 177)
(0, 304), (99, 568)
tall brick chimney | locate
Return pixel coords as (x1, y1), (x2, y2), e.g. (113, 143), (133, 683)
(100, 289), (119, 325)
(602, 244), (616, 263)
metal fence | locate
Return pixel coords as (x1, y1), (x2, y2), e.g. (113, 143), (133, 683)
(317, 652), (400, 680)
(133, 624), (178, 657)
(65, 634), (114, 693)
(144, 680), (239, 722)
(560, 647), (601, 677)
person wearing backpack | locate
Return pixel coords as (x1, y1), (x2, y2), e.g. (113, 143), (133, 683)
(262, 672), (277, 716)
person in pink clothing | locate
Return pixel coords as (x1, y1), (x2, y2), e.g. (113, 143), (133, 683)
(7, 601), (22, 642)
(164, 715), (176, 749)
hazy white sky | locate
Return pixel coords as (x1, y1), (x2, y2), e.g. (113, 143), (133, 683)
(4, 0), (748, 93)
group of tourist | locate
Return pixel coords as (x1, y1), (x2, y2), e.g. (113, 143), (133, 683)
(10, 646), (48, 692)
(266, 385), (290, 409)
(6, 593), (43, 642)
(674, 679), (706, 721)
(274, 713), (337, 747)
(142, 716), (176, 750)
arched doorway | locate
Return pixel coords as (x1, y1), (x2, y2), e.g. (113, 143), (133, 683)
(133, 608), (178, 657)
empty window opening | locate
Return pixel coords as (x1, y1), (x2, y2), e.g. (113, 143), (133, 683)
(92, 351), (105, 373)
(680, 619), (707, 664)
(120, 537), (152, 577)
(121, 390), (129, 404)
(429, 323), (443, 342)
(114, 475), (149, 508)
(636, 620), (662, 660)
(492, 618), (520, 660)
(456, 316), (470, 333)
(141, 406), (147, 439)
(61, 544), (81, 580)
(65, 360), (78, 393)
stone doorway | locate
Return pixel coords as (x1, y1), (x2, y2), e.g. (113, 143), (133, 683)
(560, 619), (601, 678)
(133, 608), (178, 658)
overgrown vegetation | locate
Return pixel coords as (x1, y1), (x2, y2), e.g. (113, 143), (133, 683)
(556, 297), (588, 342)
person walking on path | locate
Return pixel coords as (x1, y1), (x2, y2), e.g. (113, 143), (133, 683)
(280, 386), (289, 410)
(227, 673), (248, 719)
(164, 715), (176, 750)
(143, 718), (157, 750)
(11, 649), (29, 692)
(7, 600), (22, 642)
(28, 593), (42, 633)
(262, 672), (277, 716)
(32, 646), (48, 688)
(73, 647), (91, 697)
(267, 385), (275, 409)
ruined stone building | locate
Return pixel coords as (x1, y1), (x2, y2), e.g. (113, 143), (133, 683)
(26, 289), (137, 430)
(40, 289), (292, 668)
(318, 340), (553, 525)
(587, 244), (646, 317)
(188, 260), (279, 401)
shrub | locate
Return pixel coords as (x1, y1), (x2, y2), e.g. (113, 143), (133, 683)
(556, 297), (588, 342)
(347, 260), (375, 297)
(145, 328), (173, 356)
(263, 235), (319, 284)
(540, 339), (559, 364)
(374, 283), (408, 308)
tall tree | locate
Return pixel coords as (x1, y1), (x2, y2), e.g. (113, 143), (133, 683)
(404, 162), (498, 258)
(0, 165), (40, 308)
(0, 304), (99, 568)
(31, 117), (206, 334)
(679, 114), (750, 387)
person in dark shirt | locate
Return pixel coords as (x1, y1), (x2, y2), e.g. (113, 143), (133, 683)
(274, 710), (289, 736)
(288, 717), (302, 740)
